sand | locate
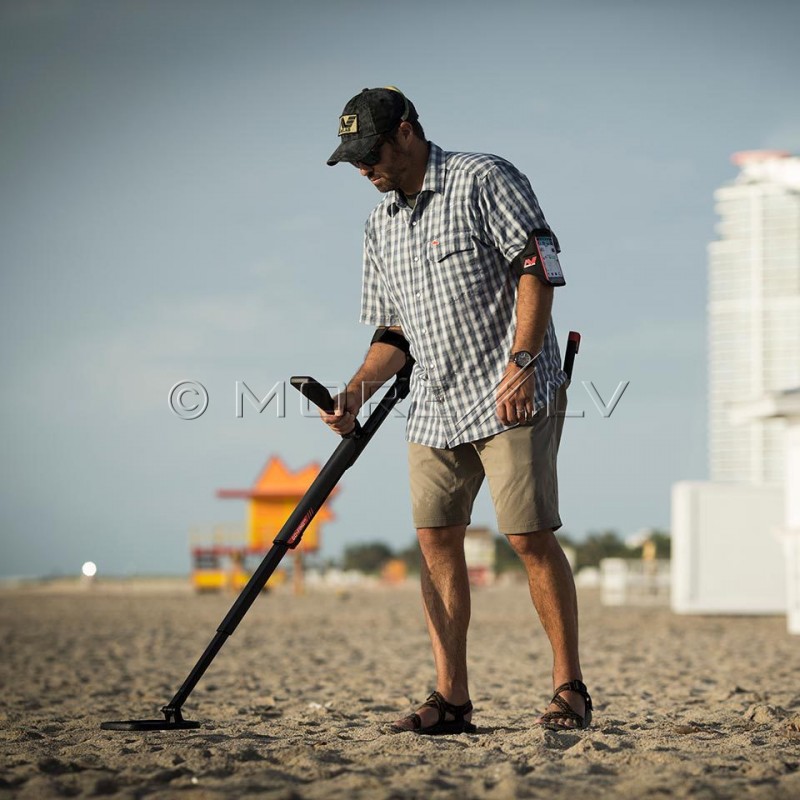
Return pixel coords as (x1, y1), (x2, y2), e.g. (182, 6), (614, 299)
(1, 580), (799, 799)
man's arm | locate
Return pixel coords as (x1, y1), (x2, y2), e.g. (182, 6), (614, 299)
(496, 277), (554, 426)
(321, 327), (407, 435)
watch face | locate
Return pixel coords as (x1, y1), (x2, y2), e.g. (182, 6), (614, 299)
(514, 351), (534, 368)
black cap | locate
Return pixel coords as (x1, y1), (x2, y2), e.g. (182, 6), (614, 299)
(327, 86), (418, 166)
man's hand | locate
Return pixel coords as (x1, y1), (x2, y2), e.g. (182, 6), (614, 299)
(320, 389), (361, 435)
(496, 364), (535, 426)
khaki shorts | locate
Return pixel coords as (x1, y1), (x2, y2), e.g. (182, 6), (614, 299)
(408, 383), (568, 535)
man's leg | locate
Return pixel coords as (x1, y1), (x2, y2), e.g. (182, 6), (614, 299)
(392, 524), (473, 730)
(506, 529), (585, 725)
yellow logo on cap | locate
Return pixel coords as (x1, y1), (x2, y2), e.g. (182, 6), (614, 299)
(339, 114), (358, 135)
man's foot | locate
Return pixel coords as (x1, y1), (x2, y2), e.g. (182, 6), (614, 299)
(534, 680), (593, 730)
(389, 691), (476, 735)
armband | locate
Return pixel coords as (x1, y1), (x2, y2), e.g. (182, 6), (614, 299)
(511, 229), (566, 287)
(371, 327), (411, 360)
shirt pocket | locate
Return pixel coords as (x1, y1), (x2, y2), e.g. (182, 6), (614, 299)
(427, 232), (485, 297)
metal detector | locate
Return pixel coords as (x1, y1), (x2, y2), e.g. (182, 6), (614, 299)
(101, 370), (410, 731)
(101, 332), (580, 731)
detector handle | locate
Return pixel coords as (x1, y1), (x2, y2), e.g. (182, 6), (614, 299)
(290, 376), (362, 438)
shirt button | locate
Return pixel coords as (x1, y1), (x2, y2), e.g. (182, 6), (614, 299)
(411, 221), (417, 226)
(414, 257), (419, 262)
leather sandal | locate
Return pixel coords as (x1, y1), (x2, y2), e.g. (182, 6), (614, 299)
(536, 679), (593, 730)
(389, 691), (477, 735)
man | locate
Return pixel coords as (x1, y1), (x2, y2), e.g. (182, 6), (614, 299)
(322, 86), (591, 734)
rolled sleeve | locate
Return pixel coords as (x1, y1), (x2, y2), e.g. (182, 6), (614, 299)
(477, 161), (551, 263)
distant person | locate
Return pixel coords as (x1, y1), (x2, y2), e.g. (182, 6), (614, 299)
(321, 86), (591, 733)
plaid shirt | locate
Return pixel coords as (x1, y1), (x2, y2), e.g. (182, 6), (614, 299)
(360, 143), (566, 448)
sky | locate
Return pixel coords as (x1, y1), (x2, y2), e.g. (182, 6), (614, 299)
(1, 0), (799, 578)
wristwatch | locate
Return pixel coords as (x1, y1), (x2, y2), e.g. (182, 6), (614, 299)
(510, 350), (536, 369)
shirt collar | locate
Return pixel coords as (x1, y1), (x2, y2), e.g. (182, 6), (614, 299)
(386, 142), (446, 215)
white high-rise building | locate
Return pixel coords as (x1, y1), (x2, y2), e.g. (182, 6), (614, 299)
(708, 150), (800, 483)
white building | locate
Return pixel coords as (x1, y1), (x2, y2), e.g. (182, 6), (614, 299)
(670, 152), (798, 619)
(708, 150), (800, 483)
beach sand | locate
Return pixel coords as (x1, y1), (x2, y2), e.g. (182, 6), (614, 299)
(1, 580), (799, 799)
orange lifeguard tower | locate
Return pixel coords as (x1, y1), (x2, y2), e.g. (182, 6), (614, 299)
(191, 456), (338, 593)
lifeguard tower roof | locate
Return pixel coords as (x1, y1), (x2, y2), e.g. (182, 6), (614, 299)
(216, 456), (340, 500)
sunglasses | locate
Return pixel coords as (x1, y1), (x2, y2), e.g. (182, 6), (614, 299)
(353, 125), (400, 167)
(351, 137), (385, 168)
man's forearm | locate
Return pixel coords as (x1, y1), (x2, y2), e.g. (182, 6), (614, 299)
(512, 276), (554, 355)
(346, 333), (408, 408)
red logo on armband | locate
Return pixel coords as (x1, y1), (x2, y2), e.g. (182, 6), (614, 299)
(523, 257), (537, 267)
